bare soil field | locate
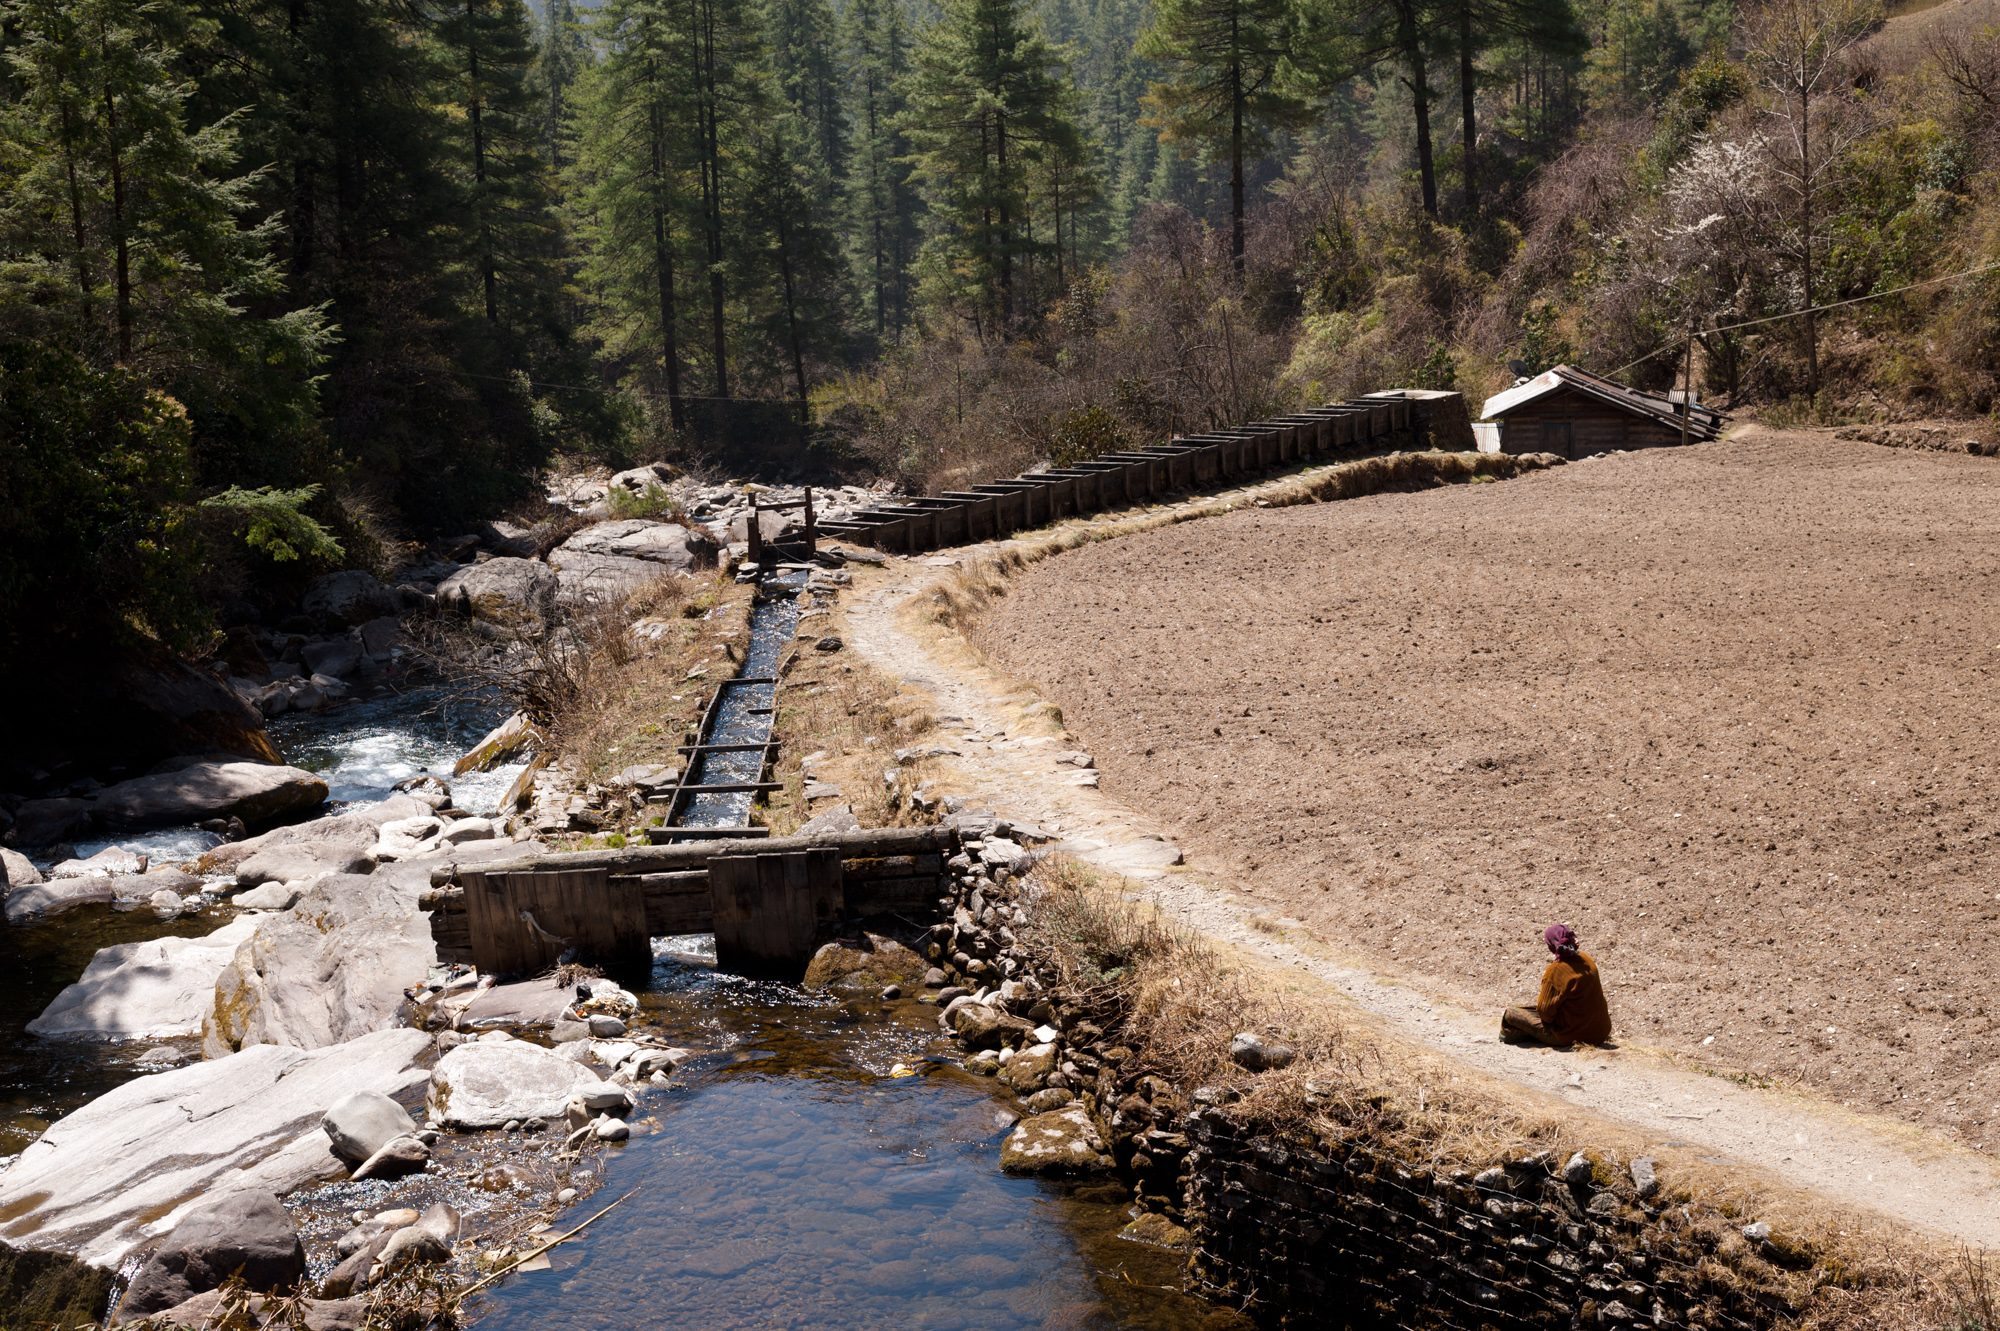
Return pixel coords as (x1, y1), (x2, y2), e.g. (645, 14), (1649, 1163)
(969, 430), (2000, 1151)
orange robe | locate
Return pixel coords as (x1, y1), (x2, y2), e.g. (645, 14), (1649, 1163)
(1537, 950), (1612, 1045)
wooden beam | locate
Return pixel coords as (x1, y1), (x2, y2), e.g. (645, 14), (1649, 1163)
(449, 825), (959, 881)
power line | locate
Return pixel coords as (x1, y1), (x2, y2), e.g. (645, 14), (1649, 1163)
(1599, 258), (2000, 380)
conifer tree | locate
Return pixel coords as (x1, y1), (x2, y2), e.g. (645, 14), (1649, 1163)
(742, 111), (851, 420)
(843, 0), (919, 341)
(902, 0), (1090, 331)
(765, 0), (846, 178)
(532, 0), (588, 172)
(1139, 0), (1311, 274)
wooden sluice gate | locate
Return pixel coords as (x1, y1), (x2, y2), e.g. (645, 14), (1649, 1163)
(425, 825), (960, 982)
(815, 390), (1449, 555)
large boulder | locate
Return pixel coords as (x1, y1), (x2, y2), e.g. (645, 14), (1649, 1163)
(115, 1191), (305, 1321)
(11, 797), (93, 847)
(301, 571), (397, 629)
(998, 1104), (1113, 1175)
(802, 935), (926, 993)
(203, 875), (434, 1057)
(435, 558), (557, 633)
(0, 847), (44, 888)
(321, 1091), (420, 1167)
(196, 795), (431, 878)
(0, 1029), (431, 1265)
(95, 762), (327, 832)
(452, 711), (540, 777)
(231, 837), (376, 890)
(28, 916), (260, 1040)
(426, 1036), (602, 1129)
(547, 520), (716, 604)
(4, 875), (117, 923)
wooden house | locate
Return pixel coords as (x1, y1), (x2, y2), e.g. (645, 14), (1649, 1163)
(1476, 365), (1724, 459)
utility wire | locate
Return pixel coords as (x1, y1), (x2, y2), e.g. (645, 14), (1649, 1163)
(1599, 258), (2000, 379)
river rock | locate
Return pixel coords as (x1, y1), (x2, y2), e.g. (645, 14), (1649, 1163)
(547, 520), (716, 604)
(50, 846), (147, 878)
(373, 815), (446, 861)
(203, 874), (435, 1057)
(132, 1290), (364, 1331)
(436, 558), (557, 633)
(454, 976), (576, 1028)
(302, 571), (397, 629)
(1001, 1042), (1060, 1094)
(453, 711), (541, 776)
(802, 935), (926, 993)
(232, 837), (376, 889)
(438, 817), (496, 845)
(4, 874), (118, 923)
(0, 847), (44, 888)
(350, 1134), (432, 1181)
(12, 797), (93, 847)
(1228, 1031), (1296, 1072)
(949, 1003), (1034, 1051)
(28, 916), (261, 1040)
(999, 1104), (1112, 1175)
(299, 638), (362, 679)
(95, 762), (327, 832)
(115, 1190), (305, 1321)
(322, 1091), (420, 1166)
(427, 1037), (604, 1129)
(194, 795), (432, 877)
(0, 1028), (431, 1265)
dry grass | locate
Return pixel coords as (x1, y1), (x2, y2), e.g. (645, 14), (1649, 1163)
(539, 572), (751, 788)
(1018, 854), (1977, 1325)
(759, 634), (939, 835)
(920, 449), (1562, 635)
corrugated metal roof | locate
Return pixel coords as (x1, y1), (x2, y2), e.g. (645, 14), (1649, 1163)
(1480, 365), (1725, 440)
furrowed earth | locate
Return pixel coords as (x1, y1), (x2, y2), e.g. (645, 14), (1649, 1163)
(969, 429), (2000, 1152)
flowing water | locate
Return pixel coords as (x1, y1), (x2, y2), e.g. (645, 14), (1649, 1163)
(679, 573), (806, 829)
(0, 685), (521, 1160)
(466, 940), (1245, 1331)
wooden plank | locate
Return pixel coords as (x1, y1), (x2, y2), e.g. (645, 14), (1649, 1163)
(710, 847), (843, 978)
(462, 825), (961, 880)
(630, 870), (716, 934)
(463, 867), (650, 981)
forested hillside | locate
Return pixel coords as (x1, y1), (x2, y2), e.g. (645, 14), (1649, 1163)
(3, 0), (1997, 691)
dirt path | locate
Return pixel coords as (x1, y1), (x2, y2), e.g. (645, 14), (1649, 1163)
(837, 447), (2000, 1251)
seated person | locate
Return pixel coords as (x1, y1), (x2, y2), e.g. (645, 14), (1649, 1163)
(1501, 923), (1612, 1047)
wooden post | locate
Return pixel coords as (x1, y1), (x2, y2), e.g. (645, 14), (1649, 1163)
(747, 497), (764, 568)
(1681, 325), (1695, 449)
(462, 867), (650, 981)
(708, 848), (843, 979)
(803, 486), (816, 559)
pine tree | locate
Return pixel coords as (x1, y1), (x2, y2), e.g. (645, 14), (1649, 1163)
(1138, 0), (1311, 274)
(765, 0), (846, 178)
(532, 0), (588, 172)
(742, 111), (851, 420)
(843, 0), (919, 342)
(569, 0), (697, 432)
(902, 0), (1090, 331)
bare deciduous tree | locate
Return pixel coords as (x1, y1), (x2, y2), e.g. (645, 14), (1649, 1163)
(1741, 0), (1880, 397)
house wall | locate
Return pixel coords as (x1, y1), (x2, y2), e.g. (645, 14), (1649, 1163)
(1495, 389), (1689, 458)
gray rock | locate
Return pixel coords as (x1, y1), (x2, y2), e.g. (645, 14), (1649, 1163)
(233, 837), (376, 889)
(1742, 1220), (1771, 1242)
(438, 817), (496, 845)
(0, 1028), (430, 1265)
(134, 1290), (365, 1331)
(456, 977), (575, 1028)
(1562, 1151), (1595, 1188)
(1024, 1088), (1074, 1113)
(950, 1003), (1034, 1051)
(194, 795), (432, 877)
(12, 797), (93, 847)
(1002, 1043), (1060, 1094)
(373, 814), (446, 861)
(116, 1191), (305, 1321)
(300, 638), (362, 679)
(980, 837), (1030, 871)
(436, 558), (558, 633)
(548, 520), (717, 604)
(231, 881), (302, 911)
(586, 1014), (627, 1038)
(802, 935), (926, 992)
(28, 916), (260, 1040)
(203, 874), (435, 1058)
(350, 1135), (431, 1181)
(575, 1082), (633, 1114)
(95, 762), (327, 832)
(796, 803), (862, 836)
(452, 712), (540, 777)
(4, 874), (117, 923)
(427, 1038), (605, 1129)
(999, 1104), (1112, 1175)
(50, 846), (147, 878)
(1228, 1032), (1297, 1072)
(0, 846), (45, 887)
(302, 571), (397, 628)
(1630, 1157), (1659, 1200)
(594, 1117), (631, 1142)
(321, 1091), (420, 1166)
(1587, 1190), (1622, 1217)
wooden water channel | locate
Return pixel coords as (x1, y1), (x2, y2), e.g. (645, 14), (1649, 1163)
(817, 391), (1448, 553)
(434, 390), (1462, 982)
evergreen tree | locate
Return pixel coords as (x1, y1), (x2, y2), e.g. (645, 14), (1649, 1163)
(843, 0), (920, 342)
(902, 0), (1090, 331)
(1138, 0), (1311, 274)
(532, 0), (588, 172)
(742, 111), (852, 419)
(765, 0), (847, 177)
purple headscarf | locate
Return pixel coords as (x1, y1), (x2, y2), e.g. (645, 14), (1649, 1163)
(1544, 923), (1579, 956)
